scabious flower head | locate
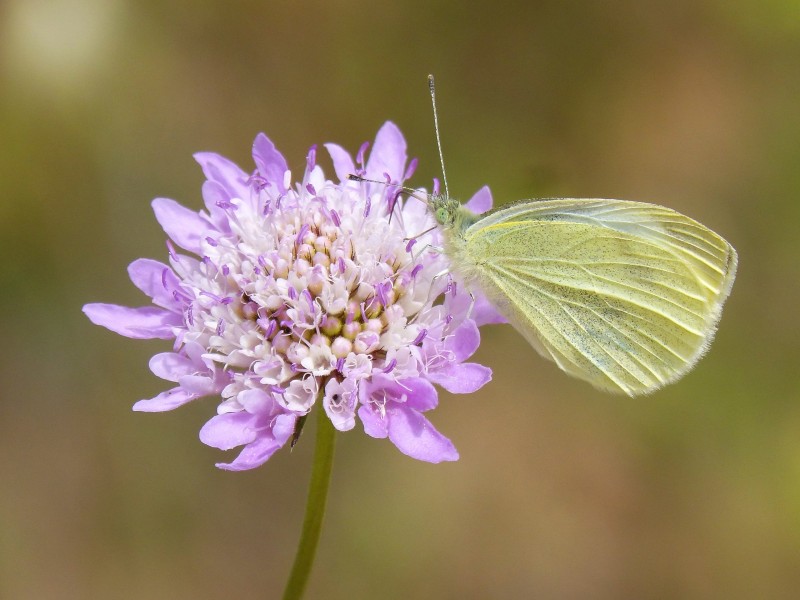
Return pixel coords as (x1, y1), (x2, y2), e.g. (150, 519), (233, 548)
(84, 122), (499, 470)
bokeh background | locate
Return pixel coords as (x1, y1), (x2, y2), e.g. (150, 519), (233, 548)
(2, 1), (799, 598)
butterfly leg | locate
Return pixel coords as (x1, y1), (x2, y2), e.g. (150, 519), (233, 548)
(465, 291), (476, 321)
(407, 268), (452, 324)
(424, 268), (452, 307)
(408, 241), (445, 264)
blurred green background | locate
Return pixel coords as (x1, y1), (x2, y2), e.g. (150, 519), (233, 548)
(2, 0), (799, 598)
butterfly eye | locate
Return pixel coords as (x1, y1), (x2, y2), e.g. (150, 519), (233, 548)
(435, 207), (449, 224)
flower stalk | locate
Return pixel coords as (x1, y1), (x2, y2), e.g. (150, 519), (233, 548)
(282, 404), (336, 600)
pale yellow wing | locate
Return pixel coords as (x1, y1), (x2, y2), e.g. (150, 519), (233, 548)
(461, 199), (737, 395)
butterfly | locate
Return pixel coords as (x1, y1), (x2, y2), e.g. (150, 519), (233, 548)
(353, 76), (737, 396)
(429, 192), (737, 395)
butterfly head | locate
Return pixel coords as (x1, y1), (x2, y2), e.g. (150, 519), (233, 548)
(430, 193), (461, 228)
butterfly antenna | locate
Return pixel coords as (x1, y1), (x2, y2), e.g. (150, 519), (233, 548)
(347, 174), (420, 198)
(428, 74), (450, 199)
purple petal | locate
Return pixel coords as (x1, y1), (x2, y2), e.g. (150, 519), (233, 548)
(177, 374), (216, 396)
(396, 377), (438, 412)
(194, 152), (249, 200)
(151, 197), (208, 254)
(471, 294), (508, 326)
(215, 436), (281, 471)
(272, 413), (297, 445)
(324, 143), (356, 183)
(358, 405), (388, 438)
(127, 258), (181, 310)
(199, 412), (259, 450)
(387, 407), (459, 463)
(252, 133), (288, 194)
(238, 388), (275, 414)
(133, 386), (196, 412)
(211, 413), (296, 471)
(83, 303), (180, 339)
(428, 362), (492, 394)
(365, 122), (407, 182)
(464, 185), (493, 214)
(149, 352), (194, 381)
(446, 319), (481, 362)
(201, 180), (235, 230)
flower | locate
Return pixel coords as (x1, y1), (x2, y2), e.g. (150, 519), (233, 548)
(84, 122), (498, 470)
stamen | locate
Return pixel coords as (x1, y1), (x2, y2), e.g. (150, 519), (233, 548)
(205, 236), (218, 247)
(166, 240), (178, 261)
(266, 319), (277, 337)
(376, 281), (389, 306)
(330, 209), (341, 227)
(248, 170), (269, 191)
(356, 141), (369, 166)
(388, 189), (402, 219)
(382, 359), (397, 373)
(412, 329), (427, 345)
(306, 144), (317, 171)
(296, 224), (310, 247)
(404, 157), (418, 181)
(306, 183), (316, 196)
(302, 289), (314, 311)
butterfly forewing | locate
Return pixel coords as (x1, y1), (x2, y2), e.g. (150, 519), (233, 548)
(460, 199), (737, 395)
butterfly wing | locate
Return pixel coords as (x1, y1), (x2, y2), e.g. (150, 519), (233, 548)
(459, 199), (737, 395)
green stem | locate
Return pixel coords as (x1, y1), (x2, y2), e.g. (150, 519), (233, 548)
(282, 407), (336, 600)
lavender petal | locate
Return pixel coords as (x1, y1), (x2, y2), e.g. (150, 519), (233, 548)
(365, 122), (407, 183)
(127, 258), (181, 310)
(151, 197), (208, 253)
(324, 143), (356, 184)
(83, 303), (179, 339)
(427, 362), (492, 394)
(193, 151), (249, 200)
(133, 386), (196, 412)
(464, 185), (493, 214)
(252, 133), (289, 194)
(387, 407), (459, 463)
